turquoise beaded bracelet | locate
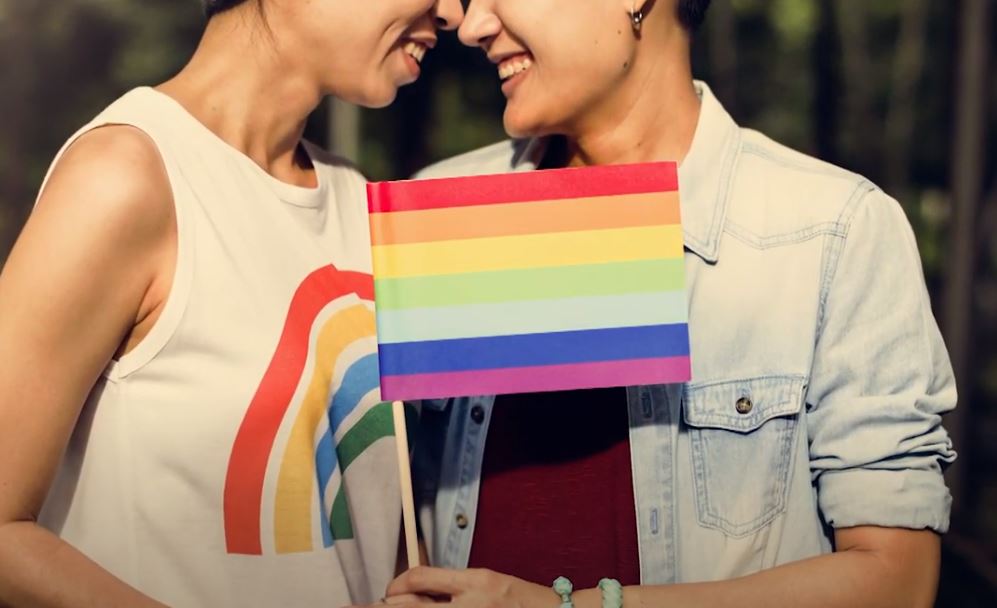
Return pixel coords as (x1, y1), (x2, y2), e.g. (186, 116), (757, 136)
(553, 576), (574, 608)
(552, 577), (623, 608)
(598, 578), (623, 608)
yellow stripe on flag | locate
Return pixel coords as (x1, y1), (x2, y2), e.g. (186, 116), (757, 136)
(371, 225), (683, 279)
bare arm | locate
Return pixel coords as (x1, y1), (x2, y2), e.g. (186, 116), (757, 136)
(598, 527), (939, 608)
(383, 527), (940, 608)
(0, 126), (175, 608)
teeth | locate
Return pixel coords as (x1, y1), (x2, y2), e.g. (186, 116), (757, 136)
(403, 41), (428, 63)
(498, 56), (533, 80)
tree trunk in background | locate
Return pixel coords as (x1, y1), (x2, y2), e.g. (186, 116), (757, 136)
(813, 0), (840, 165)
(833, 2), (877, 175)
(394, 71), (436, 178)
(978, 186), (997, 261)
(327, 98), (361, 163)
(883, 0), (930, 195)
(0, 2), (34, 265)
(943, 0), (991, 530)
(707, 0), (738, 117)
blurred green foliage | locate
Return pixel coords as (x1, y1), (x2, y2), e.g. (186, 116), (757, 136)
(0, 1), (995, 603)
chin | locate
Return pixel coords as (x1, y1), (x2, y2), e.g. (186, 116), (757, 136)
(363, 92), (397, 109)
(502, 105), (547, 140)
(356, 86), (399, 109)
(334, 77), (399, 109)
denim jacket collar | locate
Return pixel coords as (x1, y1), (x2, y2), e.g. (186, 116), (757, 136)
(507, 81), (741, 264)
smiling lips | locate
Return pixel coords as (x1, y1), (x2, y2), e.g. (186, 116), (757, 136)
(403, 40), (429, 63)
(403, 42), (533, 82)
(497, 53), (533, 80)
(403, 41), (533, 81)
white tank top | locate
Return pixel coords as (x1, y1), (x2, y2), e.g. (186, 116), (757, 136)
(37, 88), (400, 607)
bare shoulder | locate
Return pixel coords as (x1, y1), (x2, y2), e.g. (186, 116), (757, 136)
(2, 124), (177, 343)
(34, 124), (175, 248)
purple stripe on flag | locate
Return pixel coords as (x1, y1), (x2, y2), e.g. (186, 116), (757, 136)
(380, 356), (691, 401)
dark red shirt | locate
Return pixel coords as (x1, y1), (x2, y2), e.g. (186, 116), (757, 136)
(467, 388), (641, 589)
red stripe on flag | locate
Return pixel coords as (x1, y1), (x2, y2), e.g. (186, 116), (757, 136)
(367, 162), (679, 213)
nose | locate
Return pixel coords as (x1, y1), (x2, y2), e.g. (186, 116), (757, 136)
(457, 0), (501, 48)
(433, 0), (464, 31)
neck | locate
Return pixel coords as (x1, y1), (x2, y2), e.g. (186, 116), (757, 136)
(156, 11), (320, 185)
(564, 28), (701, 168)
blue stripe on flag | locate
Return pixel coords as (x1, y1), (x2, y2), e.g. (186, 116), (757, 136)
(377, 323), (689, 376)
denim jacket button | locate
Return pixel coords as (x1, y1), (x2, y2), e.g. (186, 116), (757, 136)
(470, 405), (485, 424)
(735, 397), (754, 415)
(456, 513), (469, 529)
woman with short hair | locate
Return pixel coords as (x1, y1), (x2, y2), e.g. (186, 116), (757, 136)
(0, 0), (463, 605)
(380, 1), (956, 606)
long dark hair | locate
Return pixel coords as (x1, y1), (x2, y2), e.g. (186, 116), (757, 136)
(678, 0), (712, 31)
(203, 0), (254, 18)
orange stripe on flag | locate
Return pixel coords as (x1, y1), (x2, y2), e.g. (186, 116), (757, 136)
(369, 191), (680, 246)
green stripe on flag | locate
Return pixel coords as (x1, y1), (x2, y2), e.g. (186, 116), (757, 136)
(374, 258), (685, 310)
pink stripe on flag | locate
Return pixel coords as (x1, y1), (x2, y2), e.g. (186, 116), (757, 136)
(380, 356), (691, 400)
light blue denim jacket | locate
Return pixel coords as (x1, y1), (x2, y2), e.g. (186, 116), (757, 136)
(410, 82), (956, 584)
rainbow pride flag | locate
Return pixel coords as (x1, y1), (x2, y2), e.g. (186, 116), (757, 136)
(367, 162), (690, 401)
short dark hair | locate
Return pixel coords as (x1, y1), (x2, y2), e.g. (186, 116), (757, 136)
(203, 0), (252, 18)
(677, 0), (712, 31)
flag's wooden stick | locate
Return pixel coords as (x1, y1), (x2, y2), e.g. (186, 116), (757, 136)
(392, 400), (421, 569)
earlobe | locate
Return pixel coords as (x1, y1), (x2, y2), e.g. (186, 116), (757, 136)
(629, 6), (644, 32)
(625, 0), (658, 35)
(622, 0), (647, 15)
(626, 0), (646, 35)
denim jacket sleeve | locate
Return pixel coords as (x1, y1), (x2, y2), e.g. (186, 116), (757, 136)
(806, 185), (957, 533)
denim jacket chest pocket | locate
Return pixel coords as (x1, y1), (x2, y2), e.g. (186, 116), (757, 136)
(682, 375), (807, 537)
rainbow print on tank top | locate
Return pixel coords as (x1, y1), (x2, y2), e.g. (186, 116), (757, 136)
(367, 162), (692, 401)
(222, 265), (396, 555)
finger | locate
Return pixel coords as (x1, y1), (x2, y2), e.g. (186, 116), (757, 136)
(387, 566), (467, 598)
(383, 593), (441, 605)
(341, 596), (443, 608)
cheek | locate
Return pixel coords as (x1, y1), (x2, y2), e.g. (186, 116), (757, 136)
(540, 38), (632, 101)
(535, 12), (633, 88)
(503, 37), (632, 135)
(388, 0), (437, 27)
